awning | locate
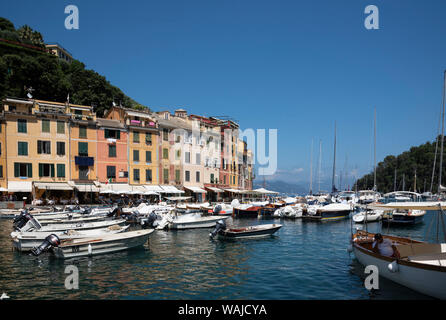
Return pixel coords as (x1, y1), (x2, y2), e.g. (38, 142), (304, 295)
(165, 196), (192, 201)
(34, 182), (73, 191)
(160, 185), (185, 194)
(8, 181), (32, 192)
(73, 183), (100, 192)
(0, 187), (8, 192)
(206, 187), (224, 193)
(126, 111), (153, 119)
(184, 186), (207, 193)
(225, 188), (242, 193)
(145, 185), (165, 193)
(253, 188), (279, 194)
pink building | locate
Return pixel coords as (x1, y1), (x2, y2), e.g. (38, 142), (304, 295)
(96, 118), (129, 183)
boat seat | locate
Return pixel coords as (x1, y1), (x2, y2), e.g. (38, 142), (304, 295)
(396, 243), (446, 258)
(407, 252), (446, 267)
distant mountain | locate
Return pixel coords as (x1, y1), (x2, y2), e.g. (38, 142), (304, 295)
(253, 180), (308, 195)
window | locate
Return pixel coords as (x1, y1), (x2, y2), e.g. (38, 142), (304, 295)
(163, 148), (168, 159)
(57, 121), (65, 134)
(17, 119), (27, 133)
(145, 133), (152, 144)
(196, 153), (201, 165)
(185, 152), (190, 164)
(145, 169), (152, 182)
(37, 141), (51, 154)
(78, 142), (88, 156)
(109, 145), (117, 157)
(133, 150), (139, 162)
(146, 151), (152, 163)
(107, 166), (116, 179)
(0, 165), (3, 178)
(42, 119), (50, 133)
(57, 164), (65, 178)
(224, 176), (226, 185)
(79, 126), (87, 138)
(134, 169), (140, 181)
(163, 128), (169, 141)
(38, 163), (55, 177)
(175, 170), (180, 182)
(163, 169), (169, 184)
(133, 132), (140, 143)
(175, 150), (181, 160)
(196, 171), (200, 183)
(210, 173), (215, 183)
(104, 129), (120, 139)
(79, 166), (89, 180)
(18, 142), (28, 156)
(56, 142), (65, 156)
(185, 170), (190, 182)
(0, 142), (1, 155)
(14, 163), (32, 178)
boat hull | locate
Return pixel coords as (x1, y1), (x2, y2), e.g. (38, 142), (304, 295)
(170, 216), (229, 229)
(218, 224), (282, 239)
(352, 245), (446, 299)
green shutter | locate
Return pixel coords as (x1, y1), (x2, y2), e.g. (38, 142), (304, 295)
(42, 120), (50, 132)
(117, 130), (121, 140)
(57, 164), (65, 178)
(104, 129), (109, 138)
(79, 142), (88, 155)
(39, 164), (43, 177)
(57, 121), (65, 134)
(14, 163), (19, 177)
(27, 163), (32, 177)
(50, 164), (55, 177)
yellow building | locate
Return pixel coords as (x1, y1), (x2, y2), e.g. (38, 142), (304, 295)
(105, 106), (159, 186)
(2, 98), (71, 198)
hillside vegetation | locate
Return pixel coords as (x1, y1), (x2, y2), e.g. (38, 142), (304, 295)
(0, 17), (147, 116)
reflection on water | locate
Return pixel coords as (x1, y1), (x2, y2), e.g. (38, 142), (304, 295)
(0, 212), (440, 299)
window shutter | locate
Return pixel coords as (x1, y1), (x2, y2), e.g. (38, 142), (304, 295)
(50, 164), (55, 177)
(39, 164), (43, 177)
(14, 163), (19, 177)
(28, 163), (32, 177)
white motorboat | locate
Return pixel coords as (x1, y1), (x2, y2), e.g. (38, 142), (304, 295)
(304, 202), (352, 221)
(351, 229), (446, 299)
(11, 225), (130, 252)
(212, 203), (234, 216)
(273, 205), (303, 219)
(169, 213), (230, 229)
(352, 208), (384, 223)
(31, 229), (154, 259)
(210, 220), (282, 240)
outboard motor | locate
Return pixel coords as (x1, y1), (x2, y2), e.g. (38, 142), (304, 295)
(13, 209), (33, 230)
(209, 219), (226, 239)
(141, 212), (158, 228)
(107, 206), (119, 218)
(213, 204), (222, 214)
(30, 234), (61, 256)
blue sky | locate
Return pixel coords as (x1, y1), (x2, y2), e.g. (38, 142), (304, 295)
(2, 0), (446, 190)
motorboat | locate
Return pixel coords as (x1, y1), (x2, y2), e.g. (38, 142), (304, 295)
(382, 209), (426, 225)
(168, 213), (230, 229)
(10, 225), (130, 252)
(351, 229), (446, 299)
(303, 202), (352, 221)
(210, 220), (282, 240)
(30, 229), (154, 259)
(352, 208), (384, 223)
(357, 190), (380, 204)
(211, 203), (233, 216)
(273, 204), (303, 219)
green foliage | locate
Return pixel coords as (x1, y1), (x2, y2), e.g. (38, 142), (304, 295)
(355, 137), (446, 194)
(0, 17), (147, 116)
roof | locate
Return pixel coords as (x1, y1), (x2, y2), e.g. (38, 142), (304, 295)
(97, 118), (125, 129)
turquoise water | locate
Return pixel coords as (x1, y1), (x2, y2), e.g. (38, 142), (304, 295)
(0, 213), (441, 300)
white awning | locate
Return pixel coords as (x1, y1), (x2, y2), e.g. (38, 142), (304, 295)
(8, 181), (32, 192)
(253, 188), (279, 194)
(145, 185), (165, 193)
(184, 186), (207, 193)
(34, 182), (74, 191)
(225, 188), (242, 193)
(160, 185), (185, 194)
(206, 187), (224, 193)
(74, 183), (100, 192)
(0, 187), (8, 192)
(165, 196), (192, 201)
(126, 111), (153, 119)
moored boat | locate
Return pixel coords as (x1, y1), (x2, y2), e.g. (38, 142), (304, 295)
(210, 220), (282, 240)
(169, 213), (230, 229)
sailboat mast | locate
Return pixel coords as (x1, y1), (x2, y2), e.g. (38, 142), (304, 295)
(309, 139), (313, 195)
(394, 168), (397, 192)
(373, 108), (377, 191)
(438, 70), (446, 194)
(430, 110), (441, 193)
(318, 140), (322, 193)
(331, 121), (337, 193)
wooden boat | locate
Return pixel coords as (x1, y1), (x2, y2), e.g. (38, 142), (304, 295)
(45, 229), (154, 259)
(233, 205), (262, 218)
(213, 224), (282, 240)
(351, 229), (446, 299)
(11, 225), (130, 252)
(169, 214), (229, 229)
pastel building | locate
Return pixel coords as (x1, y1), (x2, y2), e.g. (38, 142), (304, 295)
(96, 118), (128, 184)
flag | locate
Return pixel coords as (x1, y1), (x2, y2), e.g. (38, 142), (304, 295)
(106, 178), (112, 185)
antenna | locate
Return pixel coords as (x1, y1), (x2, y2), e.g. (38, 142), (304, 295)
(331, 121), (337, 193)
(373, 108), (377, 191)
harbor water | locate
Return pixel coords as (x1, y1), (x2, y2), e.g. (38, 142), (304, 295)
(0, 213), (440, 300)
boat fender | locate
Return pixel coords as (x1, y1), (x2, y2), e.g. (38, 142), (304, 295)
(347, 245), (353, 253)
(88, 244), (92, 256)
(388, 260), (399, 273)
